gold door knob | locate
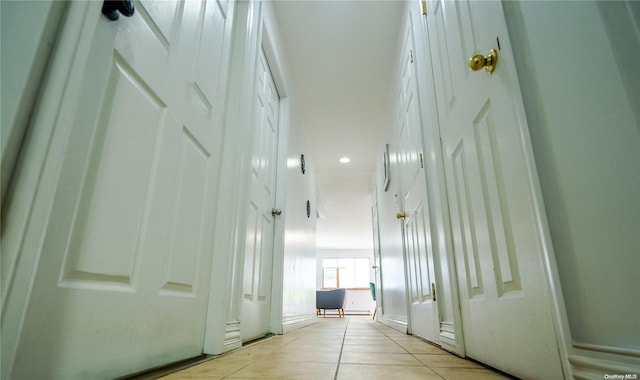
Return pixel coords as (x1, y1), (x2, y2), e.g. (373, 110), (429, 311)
(396, 212), (406, 219)
(468, 48), (498, 74)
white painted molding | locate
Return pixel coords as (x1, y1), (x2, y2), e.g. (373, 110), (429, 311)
(439, 321), (455, 341)
(569, 353), (640, 380)
(223, 321), (242, 353)
(259, 1), (290, 338)
(382, 315), (409, 334)
(282, 315), (317, 334)
(573, 343), (640, 359)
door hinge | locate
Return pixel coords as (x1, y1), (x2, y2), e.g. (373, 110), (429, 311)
(419, 152), (424, 168)
(431, 282), (436, 301)
(409, 49), (414, 63)
(420, 0), (427, 15)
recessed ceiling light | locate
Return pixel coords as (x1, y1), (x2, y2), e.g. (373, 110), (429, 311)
(339, 157), (351, 164)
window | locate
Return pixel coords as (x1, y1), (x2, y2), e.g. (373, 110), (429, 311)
(322, 258), (370, 289)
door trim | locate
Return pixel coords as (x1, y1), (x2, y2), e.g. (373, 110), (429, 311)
(203, 1), (289, 352)
(260, 18), (290, 336)
(412, 2), (466, 356)
(204, 0), (263, 354)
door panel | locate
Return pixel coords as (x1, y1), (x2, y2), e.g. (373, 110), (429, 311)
(160, 129), (210, 295)
(61, 56), (166, 289)
(10, 1), (233, 378)
(396, 19), (440, 344)
(450, 142), (483, 298)
(472, 104), (521, 294)
(240, 49), (280, 342)
(427, 0), (563, 377)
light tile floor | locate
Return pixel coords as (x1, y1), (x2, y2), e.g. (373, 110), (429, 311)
(162, 316), (514, 380)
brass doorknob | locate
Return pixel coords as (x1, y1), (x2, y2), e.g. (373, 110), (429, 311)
(396, 212), (406, 219)
(468, 48), (498, 74)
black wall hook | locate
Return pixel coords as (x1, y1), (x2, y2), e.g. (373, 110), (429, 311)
(102, 0), (135, 21)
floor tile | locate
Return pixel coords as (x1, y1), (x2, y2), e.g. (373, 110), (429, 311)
(433, 367), (514, 380)
(276, 342), (343, 352)
(164, 316), (512, 379)
(340, 351), (423, 366)
(224, 359), (336, 379)
(342, 335), (395, 342)
(337, 364), (443, 380)
(397, 341), (451, 354)
(341, 343), (407, 353)
(268, 350), (340, 363)
(415, 353), (484, 368)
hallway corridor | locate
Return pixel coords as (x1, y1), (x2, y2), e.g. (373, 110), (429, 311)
(161, 317), (512, 380)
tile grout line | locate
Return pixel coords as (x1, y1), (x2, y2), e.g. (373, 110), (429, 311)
(333, 318), (350, 380)
(374, 324), (448, 379)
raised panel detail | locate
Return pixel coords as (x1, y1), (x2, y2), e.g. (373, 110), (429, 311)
(138, 0), (182, 52)
(160, 127), (211, 296)
(473, 102), (521, 295)
(243, 202), (260, 301)
(451, 142), (483, 298)
(415, 205), (433, 301)
(252, 96), (266, 177)
(257, 213), (273, 302)
(193, 0), (227, 110)
(456, 0), (476, 81)
(216, 0), (229, 18)
(405, 215), (420, 302)
(433, 0), (457, 112)
(61, 56), (167, 290)
(187, 82), (213, 119)
(404, 204), (436, 304)
(254, 54), (279, 195)
(242, 201), (272, 303)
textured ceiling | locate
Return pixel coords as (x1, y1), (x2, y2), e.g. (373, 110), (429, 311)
(272, 1), (404, 249)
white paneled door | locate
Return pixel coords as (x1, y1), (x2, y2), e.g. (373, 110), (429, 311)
(396, 20), (440, 344)
(240, 49), (280, 342)
(426, 0), (563, 378)
(8, 1), (233, 378)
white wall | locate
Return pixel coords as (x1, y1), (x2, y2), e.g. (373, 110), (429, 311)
(259, 2), (319, 330)
(504, 0), (640, 373)
(280, 102), (318, 327)
(374, 121), (409, 331)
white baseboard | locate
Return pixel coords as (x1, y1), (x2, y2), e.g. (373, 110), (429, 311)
(282, 314), (317, 333)
(569, 344), (640, 380)
(381, 315), (408, 334)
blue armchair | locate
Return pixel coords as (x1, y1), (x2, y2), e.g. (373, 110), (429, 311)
(316, 288), (347, 317)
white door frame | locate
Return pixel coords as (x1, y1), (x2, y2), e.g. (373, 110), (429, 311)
(409, 2), (467, 356)
(251, 1), (291, 338)
(203, 0), (289, 353)
(263, 41), (289, 337)
(256, 17), (289, 337)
